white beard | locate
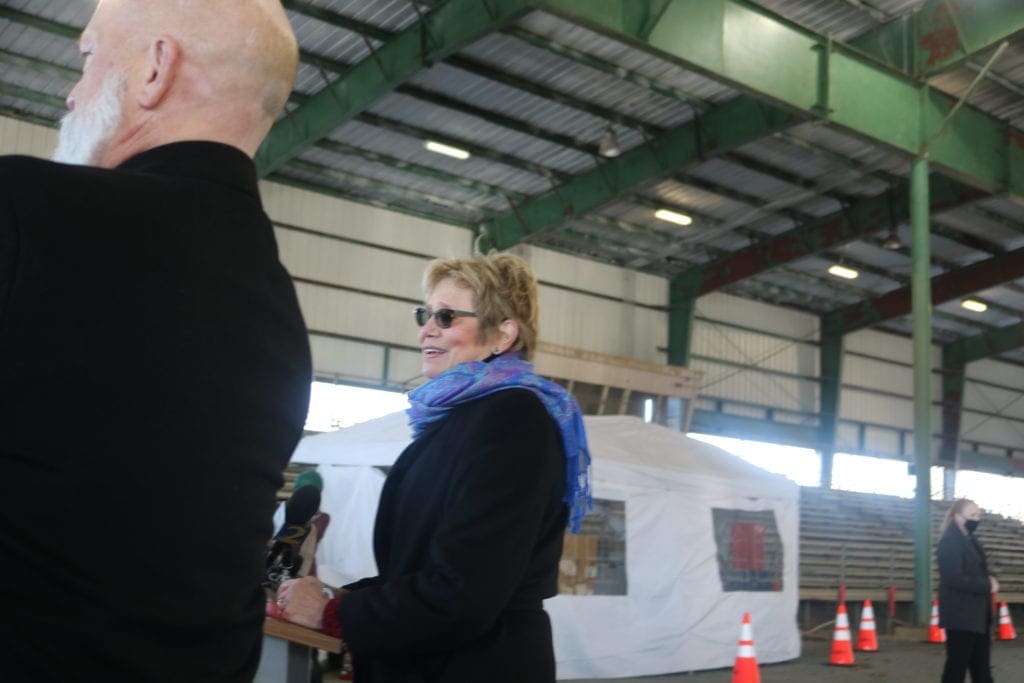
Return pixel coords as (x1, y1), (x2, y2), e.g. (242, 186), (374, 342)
(52, 73), (126, 166)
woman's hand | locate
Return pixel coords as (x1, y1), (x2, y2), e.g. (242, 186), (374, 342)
(990, 576), (1000, 594)
(277, 576), (330, 629)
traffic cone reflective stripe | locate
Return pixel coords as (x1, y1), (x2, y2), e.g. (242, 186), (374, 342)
(829, 603), (855, 666)
(856, 600), (879, 652)
(998, 602), (1017, 641)
(731, 613), (761, 683)
(927, 599), (946, 644)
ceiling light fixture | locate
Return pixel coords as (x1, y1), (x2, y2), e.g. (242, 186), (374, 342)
(598, 126), (621, 158)
(961, 298), (988, 313)
(424, 140), (470, 160)
(654, 208), (693, 227)
(828, 263), (859, 280)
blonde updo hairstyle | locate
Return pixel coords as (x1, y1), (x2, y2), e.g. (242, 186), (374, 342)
(940, 498), (977, 534)
(423, 253), (539, 361)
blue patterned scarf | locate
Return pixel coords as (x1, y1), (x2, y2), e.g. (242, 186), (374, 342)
(407, 354), (592, 532)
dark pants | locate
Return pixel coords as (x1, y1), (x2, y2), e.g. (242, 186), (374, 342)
(942, 629), (993, 683)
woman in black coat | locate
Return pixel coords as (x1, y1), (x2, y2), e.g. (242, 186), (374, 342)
(937, 498), (998, 683)
(278, 253), (591, 683)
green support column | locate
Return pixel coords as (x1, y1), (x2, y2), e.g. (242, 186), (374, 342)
(940, 345), (966, 501)
(910, 156), (933, 627)
(667, 276), (696, 367)
(818, 322), (843, 489)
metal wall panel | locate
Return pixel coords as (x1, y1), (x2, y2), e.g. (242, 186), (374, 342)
(512, 244), (666, 307)
(260, 181), (473, 259)
(845, 328), (916, 365)
(293, 281), (412, 348)
(844, 354), (914, 397)
(0, 114), (55, 157)
(697, 292), (820, 339)
(967, 358), (1024, 389)
(309, 334), (388, 386)
(692, 320), (817, 376)
(535, 285), (664, 363)
(309, 333), (422, 390)
(274, 226), (425, 302)
(840, 386), (938, 429)
(692, 358), (816, 413)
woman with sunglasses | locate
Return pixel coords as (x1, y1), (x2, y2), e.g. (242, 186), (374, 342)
(277, 252), (591, 683)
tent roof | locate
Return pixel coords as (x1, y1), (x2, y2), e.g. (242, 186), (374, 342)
(293, 412), (796, 496)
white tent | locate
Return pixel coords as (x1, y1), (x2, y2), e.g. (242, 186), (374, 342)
(291, 413), (800, 679)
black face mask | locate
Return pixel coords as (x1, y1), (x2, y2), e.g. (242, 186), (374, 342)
(965, 519), (980, 534)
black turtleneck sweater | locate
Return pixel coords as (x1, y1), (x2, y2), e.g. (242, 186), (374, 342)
(0, 142), (312, 681)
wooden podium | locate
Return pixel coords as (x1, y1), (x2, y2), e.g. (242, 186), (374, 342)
(255, 615), (342, 683)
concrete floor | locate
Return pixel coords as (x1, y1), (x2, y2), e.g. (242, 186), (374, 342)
(566, 637), (1024, 682)
(312, 636), (1024, 681)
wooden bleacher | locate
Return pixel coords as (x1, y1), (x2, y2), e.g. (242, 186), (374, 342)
(800, 487), (1024, 603)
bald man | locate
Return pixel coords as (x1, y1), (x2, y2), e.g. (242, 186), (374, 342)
(0, 2), (312, 680)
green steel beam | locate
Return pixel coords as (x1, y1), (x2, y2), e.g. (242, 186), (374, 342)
(853, 0), (1024, 78)
(254, 0), (535, 176)
(945, 321), (1024, 365)
(579, 213), (684, 251)
(0, 49), (79, 82)
(557, 227), (658, 261)
(478, 96), (799, 250)
(910, 157), (932, 628)
(0, 81), (64, 110)
(0, 105), (56, 129)
(667, 281), (696, 367)
(818, 328), (843, 489)
(539, 0), (1024, 202)
(689, 409), (820, 450)
(0, 7), (79, 39)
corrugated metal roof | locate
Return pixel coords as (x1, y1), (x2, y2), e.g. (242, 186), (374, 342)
(928, 37), (1024, 130)
(0, 0), (1021, 350)
(2, 0), (94, 26)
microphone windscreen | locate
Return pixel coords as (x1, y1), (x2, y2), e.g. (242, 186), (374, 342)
(284, 484), (321, 524)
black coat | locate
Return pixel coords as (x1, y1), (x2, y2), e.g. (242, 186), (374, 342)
(0, 143), (312, 682)
(339, 388), (568, 683)
(937, 522), (993, 634)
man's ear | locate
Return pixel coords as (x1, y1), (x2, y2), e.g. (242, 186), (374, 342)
(137, 36), (180, 109)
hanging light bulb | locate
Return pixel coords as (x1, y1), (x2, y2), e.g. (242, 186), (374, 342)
(882, 230), (902, 250)
(598, 126), (621, 158)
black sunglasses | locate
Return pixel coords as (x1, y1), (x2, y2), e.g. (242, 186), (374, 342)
(413, 306), (478, 328)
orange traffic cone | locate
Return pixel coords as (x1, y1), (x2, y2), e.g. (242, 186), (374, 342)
(829, 603), (855, 666)
(856, 600), (879, 652)
(997, 602), (1017, 641)
(731, 613), (761, 683)
(927, 599), (947, 643)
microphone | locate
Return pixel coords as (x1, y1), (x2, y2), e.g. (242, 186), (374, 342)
(264, 484), (321, 588)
